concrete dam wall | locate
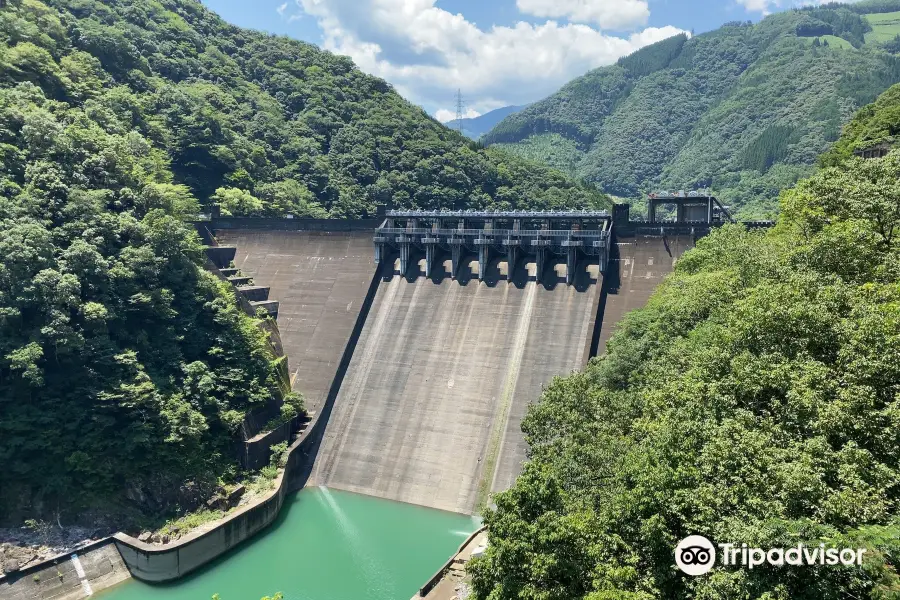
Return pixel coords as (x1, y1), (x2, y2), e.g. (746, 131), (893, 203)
(310, 256), (602, 515)
(215, 226), (695, 516)
(215, 231), (375, 415)
(595, 234), (696, 351)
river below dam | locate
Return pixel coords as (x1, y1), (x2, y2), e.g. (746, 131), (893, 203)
(99, 487), (480, 600)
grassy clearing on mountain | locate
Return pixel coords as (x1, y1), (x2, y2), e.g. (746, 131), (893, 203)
(865, 10), (900, 42)
(801, 34), (856, 49)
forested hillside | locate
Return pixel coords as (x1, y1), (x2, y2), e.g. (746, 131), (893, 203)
(0, 0), (605, 525)
(486, 0), (900, 218)
(821, 82), (900, 165)
(471, 87), (900, 599)
(0, 0), (285, 524)
(2, 0), (605, 218)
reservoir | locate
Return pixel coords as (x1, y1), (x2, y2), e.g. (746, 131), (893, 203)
(100, 487), (480, 600)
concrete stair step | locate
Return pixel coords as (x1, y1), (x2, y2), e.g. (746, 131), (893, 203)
(219, 267), (240, 277)
(204, 246), (237, 269)
(250, 300), (279, 318)
(237, 286), (270, 302)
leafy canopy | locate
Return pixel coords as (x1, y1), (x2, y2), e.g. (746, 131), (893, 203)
(6, 0), (608, 218)
(471, 93), (900, 599)
(0, 0), (284, 523)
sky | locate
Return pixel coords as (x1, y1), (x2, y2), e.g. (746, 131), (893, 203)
(200, 0), (850, 121)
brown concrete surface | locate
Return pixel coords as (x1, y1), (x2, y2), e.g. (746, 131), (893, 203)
(311, 255), (601, 515)
(214, 231), (375, 415)
(0, 542), (129, 600)
(416, 530), (488, 600)
(595, 235), (695, 353)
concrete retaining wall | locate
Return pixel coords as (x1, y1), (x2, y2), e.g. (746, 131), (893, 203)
(104, 264), (384, 583)
(240, 418), (298, 471)
(0, 374), (326, 591)
(416, 527), (487, 598)
(0, 539), (130, 600)
(112, 417), (304, 583)
(112, 484), (284, 582)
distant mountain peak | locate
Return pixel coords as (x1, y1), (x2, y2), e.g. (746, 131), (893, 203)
(444, 105), (527, 140)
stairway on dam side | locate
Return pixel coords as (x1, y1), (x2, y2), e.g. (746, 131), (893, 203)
(214, 231), (376, 415)
(310, 256), (602, 515)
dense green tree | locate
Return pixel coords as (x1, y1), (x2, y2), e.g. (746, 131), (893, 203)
(0, 5), (289, 524)
(820, 81), (900, 165)
(471, 91), (900, 598)
(0, 0), (607, 219)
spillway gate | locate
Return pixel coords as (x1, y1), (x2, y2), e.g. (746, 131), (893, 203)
(374, 210), (612, 285)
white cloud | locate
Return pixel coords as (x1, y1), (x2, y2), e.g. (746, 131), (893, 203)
(516, 0), (650, 29)
(295, 0), (686, 114)
(736, 0), (862, 15)
(435, 108), (482, 122)
(276, 2), (289, 16)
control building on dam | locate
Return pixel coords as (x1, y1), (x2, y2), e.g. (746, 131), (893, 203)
(210, 194), (768, 516)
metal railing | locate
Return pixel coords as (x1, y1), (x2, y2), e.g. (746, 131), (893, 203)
(386, 209), (610, 218)
(377, 227), (608, 237)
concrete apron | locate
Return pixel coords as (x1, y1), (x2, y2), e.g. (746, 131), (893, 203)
(0, 540), (130, 600)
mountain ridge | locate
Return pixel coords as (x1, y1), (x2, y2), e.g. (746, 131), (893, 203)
(444, 105), (526, 140)
(485, 0), (900, 217)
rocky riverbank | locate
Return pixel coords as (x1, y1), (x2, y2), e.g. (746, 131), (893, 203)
(0, 525), (108, 575)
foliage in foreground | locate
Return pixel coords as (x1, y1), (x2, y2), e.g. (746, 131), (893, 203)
(0, 4), (285, 522)
(470, 157), (900, 596)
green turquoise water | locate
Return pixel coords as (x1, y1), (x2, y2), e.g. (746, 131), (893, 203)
(100, 487), (480, 600)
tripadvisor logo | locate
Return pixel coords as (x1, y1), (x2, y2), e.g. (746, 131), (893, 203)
(675, 535), (867, 576)
(675, 536), (716, 575)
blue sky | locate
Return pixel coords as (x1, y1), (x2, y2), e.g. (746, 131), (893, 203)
(201, 0), (831, 119)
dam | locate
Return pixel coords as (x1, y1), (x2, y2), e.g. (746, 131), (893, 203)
(311, 256), (602, 514)
(310, 210), (611, 513)
(216, 207), (701, 515)
(3, 197), (755, 600)
(215, 227), (378, 416)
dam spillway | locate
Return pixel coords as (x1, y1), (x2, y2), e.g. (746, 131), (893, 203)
(310, 257), (602, 514)
(209, 210), (707, 516)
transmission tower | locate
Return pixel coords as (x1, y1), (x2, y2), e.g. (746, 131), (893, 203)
(455, 89), (465, 135)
